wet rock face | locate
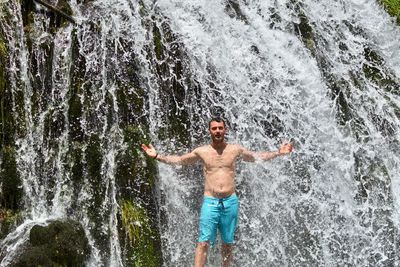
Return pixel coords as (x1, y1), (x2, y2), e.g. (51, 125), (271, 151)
(12, 220), (91, 267)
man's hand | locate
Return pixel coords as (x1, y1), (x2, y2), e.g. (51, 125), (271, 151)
(278, 143), (293, 155)
(141, 144), (158, 159)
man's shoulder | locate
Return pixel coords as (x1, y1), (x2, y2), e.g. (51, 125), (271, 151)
(227, 143), (244, 151)
(193, 144), (210, 152)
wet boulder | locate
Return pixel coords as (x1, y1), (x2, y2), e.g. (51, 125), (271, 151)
(12, 219), (91, 266)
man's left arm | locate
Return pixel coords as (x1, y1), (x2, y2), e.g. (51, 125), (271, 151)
(241, 143), (293, 162)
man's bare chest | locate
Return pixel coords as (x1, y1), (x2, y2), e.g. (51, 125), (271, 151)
(201, 149), (239, 169)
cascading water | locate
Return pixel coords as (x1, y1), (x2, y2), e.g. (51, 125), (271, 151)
(150, 0), (400, 266)
(0, 0), (399, 266)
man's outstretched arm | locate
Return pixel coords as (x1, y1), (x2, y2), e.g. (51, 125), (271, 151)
(141, 144), (200, 165)
(241, 143), (293, 162)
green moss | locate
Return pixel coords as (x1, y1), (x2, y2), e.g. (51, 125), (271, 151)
(0, 209), (22, 239)
(0, 41), (6, 60)
(380, 0), (400, 24)
(120, 200), (151, 244)
(362, 47), (399, 95)
(120, 200), (162, 267)
(293, 10), (316, 55)
(138, 0), (148, 17)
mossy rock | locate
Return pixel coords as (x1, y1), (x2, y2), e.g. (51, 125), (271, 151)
(0, 209), (22, 239)
(12, 220), (91, 267)
(119, 200), (162, 267)
(0, 40), (6, 61)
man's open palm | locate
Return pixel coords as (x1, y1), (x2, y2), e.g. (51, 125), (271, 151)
(279, 143), (293, 154)
(141, 144), (157, 158)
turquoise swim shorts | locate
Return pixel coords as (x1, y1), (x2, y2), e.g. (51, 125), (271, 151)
(198, 194), (239, 245)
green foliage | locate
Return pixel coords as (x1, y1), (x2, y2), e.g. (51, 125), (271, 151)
(380, 0), (400, 24)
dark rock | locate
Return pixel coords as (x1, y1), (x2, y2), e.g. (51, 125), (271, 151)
(12, 220), (91, 267)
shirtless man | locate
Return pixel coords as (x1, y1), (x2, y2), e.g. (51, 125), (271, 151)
(141, 118), (293, 267)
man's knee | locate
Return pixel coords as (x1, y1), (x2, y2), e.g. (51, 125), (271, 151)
(197, 241), (210, 250)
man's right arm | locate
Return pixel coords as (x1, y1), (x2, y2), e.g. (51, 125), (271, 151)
(239, 143), (293, 162)
(141, 144), (200, 165)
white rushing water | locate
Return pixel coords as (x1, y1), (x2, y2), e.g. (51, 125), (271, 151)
(150, 0), (400, 266)
(1, 0), (400, 266)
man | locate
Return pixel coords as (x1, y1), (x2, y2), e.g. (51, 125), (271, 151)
(141, 118), (293, 267)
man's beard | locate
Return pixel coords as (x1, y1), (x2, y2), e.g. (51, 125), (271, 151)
(213, 135), (224, 142)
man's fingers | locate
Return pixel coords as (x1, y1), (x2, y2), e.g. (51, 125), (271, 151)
(280, 143), (293, 153)
(141, 144), (149, 151)
(287, 144), (293, 152)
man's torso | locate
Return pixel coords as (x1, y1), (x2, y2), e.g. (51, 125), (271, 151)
(195, 144), (242, 198)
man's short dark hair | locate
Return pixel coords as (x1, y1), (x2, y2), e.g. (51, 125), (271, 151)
(208, 117), (225, 129)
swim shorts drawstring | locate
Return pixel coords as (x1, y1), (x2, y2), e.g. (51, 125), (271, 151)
(219, 199), (225, 209)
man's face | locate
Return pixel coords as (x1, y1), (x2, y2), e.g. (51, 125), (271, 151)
(209, 121), (226, 142)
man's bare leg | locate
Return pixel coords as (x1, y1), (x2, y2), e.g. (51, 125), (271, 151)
(194, 242), (209, 267)
(221, 243), (233, 267)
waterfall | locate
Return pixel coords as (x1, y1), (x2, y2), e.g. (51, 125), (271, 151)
(151, 0), (400, 266)
(1, 0), (399, 266)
